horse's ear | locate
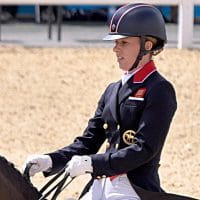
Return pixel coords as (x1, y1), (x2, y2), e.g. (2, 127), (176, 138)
(0, 155), (41, 200)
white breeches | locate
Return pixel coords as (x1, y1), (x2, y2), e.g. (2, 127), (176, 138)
(80, 174), (141, 200)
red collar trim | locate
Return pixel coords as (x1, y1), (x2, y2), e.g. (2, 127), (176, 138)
(133, 60), (156, 83)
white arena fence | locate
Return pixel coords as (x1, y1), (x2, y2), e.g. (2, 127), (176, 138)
(0, 0), (200, 49)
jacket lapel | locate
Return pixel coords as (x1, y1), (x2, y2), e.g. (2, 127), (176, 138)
(119, 60), (157, 104)
(109, 81), (121, 123)
(118, 77), (141, 104)
(109, 61), (157, 122)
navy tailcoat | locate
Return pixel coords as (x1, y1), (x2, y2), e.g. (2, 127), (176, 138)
(46, 60), (177, 195)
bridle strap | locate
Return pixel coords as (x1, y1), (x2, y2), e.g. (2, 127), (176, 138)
(38, 172), (71, 200)
(23, 163), (73, 200)
(39, 168), (65, 194)
(39, 167), (73, 200)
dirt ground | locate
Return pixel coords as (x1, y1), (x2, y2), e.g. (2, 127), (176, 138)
(0, 46), (199, 199)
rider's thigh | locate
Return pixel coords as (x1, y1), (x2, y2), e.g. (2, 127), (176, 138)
(79, 179), (104, 200)
(104, 175), (141, 200)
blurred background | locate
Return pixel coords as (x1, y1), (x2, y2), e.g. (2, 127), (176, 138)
(0, 4), (199, 24)
(0, 3), (199, 47)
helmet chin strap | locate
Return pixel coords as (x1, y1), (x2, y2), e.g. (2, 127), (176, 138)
(128, 36), (148, 72)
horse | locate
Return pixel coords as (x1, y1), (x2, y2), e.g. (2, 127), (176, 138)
(0, 155), (198, 200)
(0, 155), (41, 200)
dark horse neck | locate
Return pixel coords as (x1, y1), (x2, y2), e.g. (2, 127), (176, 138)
(0, 155), (41, 200)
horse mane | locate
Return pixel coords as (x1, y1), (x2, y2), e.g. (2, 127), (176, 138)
(0, 155), (41, 200)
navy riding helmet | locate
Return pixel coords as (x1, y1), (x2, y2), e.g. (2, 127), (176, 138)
(103, 3), (167, 51)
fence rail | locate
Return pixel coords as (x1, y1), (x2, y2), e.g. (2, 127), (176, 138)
(0, 0), (200, 48)
(0, 0), (184, 5)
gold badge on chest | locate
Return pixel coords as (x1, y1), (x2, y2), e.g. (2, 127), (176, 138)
(122, 130), (136, 145)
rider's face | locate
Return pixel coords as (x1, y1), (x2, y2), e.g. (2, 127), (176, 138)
(113, 37), (141, 71)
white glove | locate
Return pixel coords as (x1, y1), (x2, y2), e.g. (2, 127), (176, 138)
(23, 154), (53, 177)
(66, 155), (93, 178)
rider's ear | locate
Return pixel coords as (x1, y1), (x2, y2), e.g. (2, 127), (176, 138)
(145, 41), (153, 51)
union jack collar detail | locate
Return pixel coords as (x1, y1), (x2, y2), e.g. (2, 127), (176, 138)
(133, 60), (157, 83)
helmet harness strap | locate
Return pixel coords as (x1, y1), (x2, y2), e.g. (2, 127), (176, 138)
(128, 36), (149, 72)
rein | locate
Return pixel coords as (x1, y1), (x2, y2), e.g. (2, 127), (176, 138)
(23, 164), (74, 200)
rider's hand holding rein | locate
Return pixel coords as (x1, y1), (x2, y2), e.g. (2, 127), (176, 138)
(23, 154), (52, 177)
(23, 154), (93, 178)
(65, 155), (93, 178)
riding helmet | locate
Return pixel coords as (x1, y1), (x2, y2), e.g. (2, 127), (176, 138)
(103, 3), (167, 50)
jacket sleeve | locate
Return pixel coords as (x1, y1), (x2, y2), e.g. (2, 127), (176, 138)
(91, 81), (177, 177)
(45, 86), (109, 175)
